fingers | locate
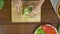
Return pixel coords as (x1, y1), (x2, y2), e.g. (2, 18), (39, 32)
(28, 8), (39, 17)
(24, 0), (45, 17)
(28, 0), (45, 17)
(19, 0), (23, 12)
(28, 12), (37, 17)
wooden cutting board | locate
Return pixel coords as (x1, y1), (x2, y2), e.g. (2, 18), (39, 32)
(11, 1), (41, 22)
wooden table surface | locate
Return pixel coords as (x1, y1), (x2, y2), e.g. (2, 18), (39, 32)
(41, 0), (60, 23)
(0, 0), (60, 34)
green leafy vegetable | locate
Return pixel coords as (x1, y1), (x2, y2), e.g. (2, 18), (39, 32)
(24, 7), (32, 15)
(23, 7), (32, 18)
(36, 28), (46, 34)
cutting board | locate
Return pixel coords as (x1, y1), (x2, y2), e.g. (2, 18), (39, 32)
(11, 1), (41, 22)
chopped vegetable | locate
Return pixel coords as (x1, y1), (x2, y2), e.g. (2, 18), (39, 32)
(23, 7), (32, 15)
(36, 27), (46, 34)
(23, 7), (32, 18)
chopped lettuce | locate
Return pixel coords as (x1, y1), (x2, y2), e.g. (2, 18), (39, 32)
(24, 7), (32, 15)
(36, 28), (46, 34)
(23, 7), (32, 18)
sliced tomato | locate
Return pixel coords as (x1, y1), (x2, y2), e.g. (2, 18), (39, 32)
(41, 25), (57, 34)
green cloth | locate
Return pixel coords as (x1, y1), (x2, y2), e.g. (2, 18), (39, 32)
(0, 0), (5, 9)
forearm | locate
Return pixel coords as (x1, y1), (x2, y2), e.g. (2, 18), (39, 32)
(34, 0), (45, 9)
(31, 0), (45, 16)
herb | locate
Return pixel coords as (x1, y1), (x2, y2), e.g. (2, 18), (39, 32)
(24, 7), (32, 15)
(23, 7), (32, 18)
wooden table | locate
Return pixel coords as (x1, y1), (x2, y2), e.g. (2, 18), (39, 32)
(41, 0), (60, 23)
(0, 0), (59, 34)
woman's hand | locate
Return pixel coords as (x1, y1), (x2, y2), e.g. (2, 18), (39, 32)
(28, 0), (45, 17)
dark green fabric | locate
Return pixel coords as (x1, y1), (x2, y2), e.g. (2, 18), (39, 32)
(0, 0), (4, 9)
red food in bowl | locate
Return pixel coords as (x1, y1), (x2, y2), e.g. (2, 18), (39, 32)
(41, 24), (58, 34)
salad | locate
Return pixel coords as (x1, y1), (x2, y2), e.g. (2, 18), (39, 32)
(34, 24), (58, 34)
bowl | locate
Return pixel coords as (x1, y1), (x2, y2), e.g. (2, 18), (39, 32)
(34, 24), (58, 34)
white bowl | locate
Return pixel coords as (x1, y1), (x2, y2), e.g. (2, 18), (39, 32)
(34, 24), (58, 34)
